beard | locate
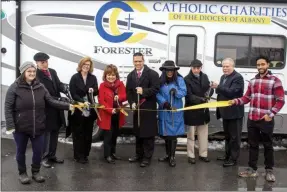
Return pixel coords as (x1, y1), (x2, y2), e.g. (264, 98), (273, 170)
(258, 68), (268, 74)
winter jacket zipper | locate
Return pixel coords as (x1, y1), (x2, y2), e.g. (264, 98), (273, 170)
(31, 86), (36, 138)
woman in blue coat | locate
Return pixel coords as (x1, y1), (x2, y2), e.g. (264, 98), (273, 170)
(156, 60), (187, 167)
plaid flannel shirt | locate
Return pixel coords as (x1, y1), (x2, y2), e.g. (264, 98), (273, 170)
(234, 71), (285, 121)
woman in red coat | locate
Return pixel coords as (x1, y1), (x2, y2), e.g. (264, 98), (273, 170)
(97, 64), (127, 164)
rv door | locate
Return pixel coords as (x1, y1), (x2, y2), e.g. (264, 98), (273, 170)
(168, 25), (206, 76)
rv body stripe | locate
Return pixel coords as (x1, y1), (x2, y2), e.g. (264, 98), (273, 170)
(36, 13), (167, 36)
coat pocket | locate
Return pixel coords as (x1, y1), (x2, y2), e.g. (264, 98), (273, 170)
(15, 113), (21, 124)
(16, 111), (33, 132)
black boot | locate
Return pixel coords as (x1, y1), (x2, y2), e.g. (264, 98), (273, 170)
(111, 146), (121, 160)
(41, 159), (52, 168)
(223, 159), (237, 167)
(188, 157), (196, 164)
(169, 139), (177, 167)
(158, 140), (170, 162)
(19, 172), (31, 184)
(31, 164), (45, 183)
(105, 156), (115, 164)
(199, 156), (210, 162)
(111, 153), (121, 160)
(49, 157), (64, 164)
(129, 155), (142, 162)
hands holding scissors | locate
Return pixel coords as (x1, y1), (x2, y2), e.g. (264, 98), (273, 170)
(136, 87), (143, 95)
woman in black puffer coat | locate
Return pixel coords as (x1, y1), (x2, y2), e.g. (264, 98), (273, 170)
(5, 61), (73, 185)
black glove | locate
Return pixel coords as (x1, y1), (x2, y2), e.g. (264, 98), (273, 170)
(163, 102), (171, 110)
(200, 97), (208, 103)
(59, 97), (70, 103)
(63, 84), (69, 94)
(170, 88), (177, 96)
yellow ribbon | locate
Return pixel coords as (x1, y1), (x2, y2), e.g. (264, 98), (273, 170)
(176, 101), (232, 111)
(72, 101), (232, 116)
(71, 103), (128, 116)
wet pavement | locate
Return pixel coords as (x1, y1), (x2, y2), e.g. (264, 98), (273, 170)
(1, 138), (287, 191)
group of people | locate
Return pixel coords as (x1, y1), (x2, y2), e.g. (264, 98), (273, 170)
(4, 51), (284, 185)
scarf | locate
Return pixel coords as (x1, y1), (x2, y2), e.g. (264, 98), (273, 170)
(104, 80), (121, 108)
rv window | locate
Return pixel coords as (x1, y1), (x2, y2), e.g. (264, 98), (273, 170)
(215, 35), (249, 67)
(176, 35), (197, 67)
(215, 34), (285, 69)
(250, 36), (285, 68)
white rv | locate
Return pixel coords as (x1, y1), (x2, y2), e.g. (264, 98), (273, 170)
(1, 0), (287, 141)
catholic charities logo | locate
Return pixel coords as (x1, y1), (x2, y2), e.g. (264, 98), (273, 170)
(95, 1), (148, 43)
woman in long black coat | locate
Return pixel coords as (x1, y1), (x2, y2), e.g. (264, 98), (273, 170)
(68, 56), (98, 164)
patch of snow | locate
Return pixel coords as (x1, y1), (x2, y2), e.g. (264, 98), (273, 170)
(58, 138), (73, 145)
(91, 142), (103, 148)
(175, 151), (188, 155)
(273, 146), (287, 150)
(208, 141), (225, 150)
(58, 137), (103, 148)
(177, 140), (286, 151)
(1, 122), (286, 151)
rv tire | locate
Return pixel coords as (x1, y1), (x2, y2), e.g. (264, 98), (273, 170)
(92, 121), (103, 142)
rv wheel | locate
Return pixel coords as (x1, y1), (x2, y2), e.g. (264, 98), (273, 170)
(92, 120), (103, 142)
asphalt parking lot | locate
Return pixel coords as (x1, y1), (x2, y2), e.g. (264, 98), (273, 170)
(1, 138), (287, 191)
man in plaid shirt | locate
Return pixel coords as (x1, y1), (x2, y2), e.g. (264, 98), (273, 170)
(230, 55), (285, 182)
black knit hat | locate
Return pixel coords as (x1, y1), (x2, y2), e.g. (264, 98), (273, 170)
(159, 60), (180, 71)
(33, 52), (50, 61)
(190, 59), (203, 67)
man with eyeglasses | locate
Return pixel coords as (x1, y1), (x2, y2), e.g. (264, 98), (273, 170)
(34, 52), (69, 168)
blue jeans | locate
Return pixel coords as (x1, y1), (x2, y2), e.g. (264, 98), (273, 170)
(13, 132), (44, 174)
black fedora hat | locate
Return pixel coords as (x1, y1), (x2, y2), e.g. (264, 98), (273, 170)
(159, 60), (180, 71)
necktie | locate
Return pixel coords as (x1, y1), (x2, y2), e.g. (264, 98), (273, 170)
(137, 71), (141, 78)
(222, 76), (227, 85)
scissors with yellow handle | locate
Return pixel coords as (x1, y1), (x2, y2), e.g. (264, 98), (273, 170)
(116, 97), (128, 116)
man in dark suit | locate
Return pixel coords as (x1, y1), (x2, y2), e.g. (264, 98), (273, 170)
(211, 58), (244, 167)
(126, 52), (160, 167)
(34, 52), (69, 168)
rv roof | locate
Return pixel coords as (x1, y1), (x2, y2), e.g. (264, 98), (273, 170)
(191, 0), (287, 3)
(17, 0), (286, 2)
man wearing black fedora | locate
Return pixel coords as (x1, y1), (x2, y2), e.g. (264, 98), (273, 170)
(184, 59), (214, 164)
(34, 52), (69, 168)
